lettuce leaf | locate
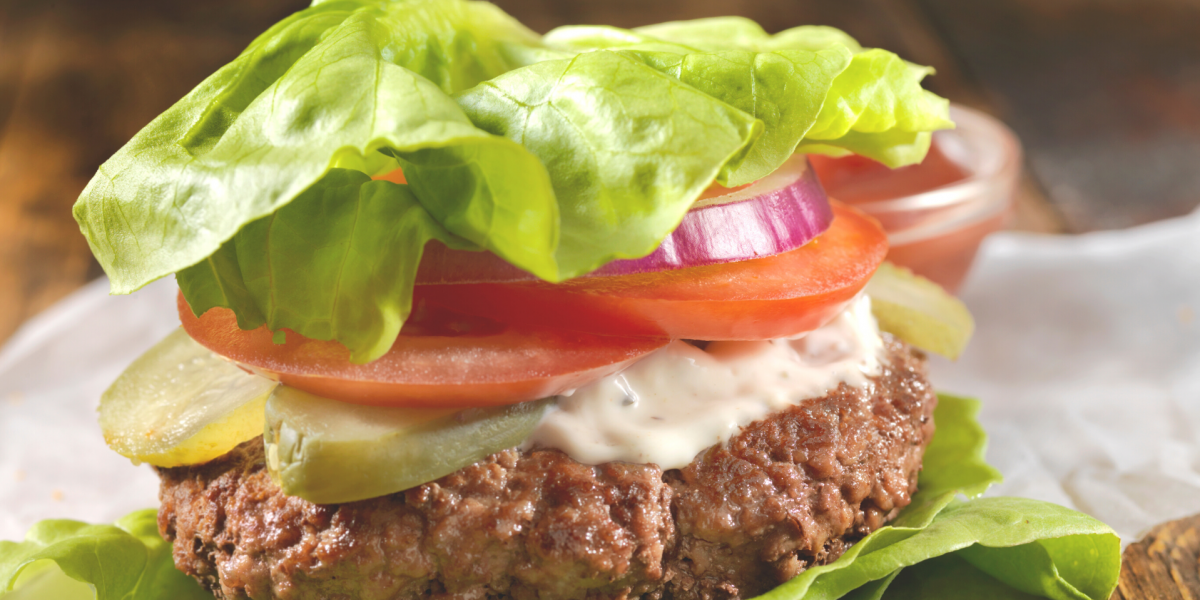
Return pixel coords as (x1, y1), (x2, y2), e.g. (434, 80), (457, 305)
(0, 510), (209, 600)
(777, 499), (1123, 600)
(760, 497), (1119, 600)
(750, 395), (1120, 600)
(75, 0), (544, 294)
(74, 0), (954, 361)
(795, 50), (951, 167)
(632, 18), (864, 53)
(621, 48), (852, 187)
(546, 21), (952, 174)
(0, 396), (1118, 600)
(546, 18), (862, 54)
(456, 50), (763, 276)
(177, 172), (480, 363)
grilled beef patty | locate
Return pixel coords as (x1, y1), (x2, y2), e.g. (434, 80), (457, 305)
(157, 335), (935, 599)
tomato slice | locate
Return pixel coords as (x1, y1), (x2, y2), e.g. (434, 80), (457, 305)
(414, 201), (887, 340)
(372, 168), (407, 184)
(178, 295), (667, 408)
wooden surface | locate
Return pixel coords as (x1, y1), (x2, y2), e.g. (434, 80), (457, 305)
(0, 0), (306, 345)
(1112, 513), (1200, 600)
(1, 2), (1198, 597)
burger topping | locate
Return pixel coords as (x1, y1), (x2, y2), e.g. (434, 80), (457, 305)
(103, 261), (966, 482)
(263, 387), (552, 504)
(865, 262), (975, 359)
(526, 294), (883, 469)
(415, 201), (888, 341)
(98, 328), (276, 468)
(178, 201), (884, 408)
(412, 155), (833, 284)
(74, 0), (953, 364)
(178, 293), (668, 409)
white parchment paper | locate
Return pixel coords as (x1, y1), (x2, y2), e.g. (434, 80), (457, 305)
(2, 209), (1198, 546)
(930, 207), (1200, 545)
(0, 278), (176, 540)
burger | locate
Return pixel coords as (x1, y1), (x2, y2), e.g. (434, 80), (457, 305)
(0, 1), (1120, 599)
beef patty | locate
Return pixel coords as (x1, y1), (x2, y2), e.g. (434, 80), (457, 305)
(157, 335), (935, 600)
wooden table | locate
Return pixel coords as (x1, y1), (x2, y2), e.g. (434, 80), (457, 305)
(1, 0), (1197, 597)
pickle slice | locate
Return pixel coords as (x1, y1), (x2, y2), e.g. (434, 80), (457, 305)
(265, 386), (552, 504)
(99, 328), (277, 467)
(866, 262), (975, 359)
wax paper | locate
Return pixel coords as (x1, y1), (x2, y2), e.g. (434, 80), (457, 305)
(2, 209), (1199, 545)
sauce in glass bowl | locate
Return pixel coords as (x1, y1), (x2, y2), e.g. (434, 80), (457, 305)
(809, 105), (1022, 293)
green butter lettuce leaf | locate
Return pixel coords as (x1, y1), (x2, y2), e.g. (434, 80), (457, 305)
(958, 534), (1121, 600)
(751, 395), (1120, 600)
(177, 172), (478, 363)
(543, 21), (951, 177)
(840, 570), (902, 600)
(0, 510), (208, 600)
(771, 499), (1119, 600)
(74, 0), (546, 295)
(549, 17), (862, 54)
(633, 18), (864, 53)
(916, 394), (1002, 501)
(541, 25), (697, 54)
(74, 0), (954, 361)
(868, 262), (976, 360)
(624, 48), (853, 187)
(456, 50), (763, 275)
(79, 0), (563, 363)
(883, 554), (1043, 600)
(795, 50), (952, 166)
(625, 19), (953, 164)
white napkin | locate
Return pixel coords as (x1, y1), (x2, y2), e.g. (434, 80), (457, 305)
(2, 210), (1198, 546)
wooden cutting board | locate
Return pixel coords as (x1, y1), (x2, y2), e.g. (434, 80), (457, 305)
(1111, 514), (1200, 600)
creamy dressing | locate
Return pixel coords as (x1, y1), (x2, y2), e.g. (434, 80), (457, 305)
(525, 295), (884, 469)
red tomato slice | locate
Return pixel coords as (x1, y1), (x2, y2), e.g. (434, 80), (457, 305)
(372, 168), (408, 184)
(178, 295), (667, 408)
(414, 201), (887, 340)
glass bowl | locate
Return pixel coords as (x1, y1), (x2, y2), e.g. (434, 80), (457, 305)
(810, 104), (1023, 293)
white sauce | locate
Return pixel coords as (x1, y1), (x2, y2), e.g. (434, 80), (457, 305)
(525, 295), (884, 469)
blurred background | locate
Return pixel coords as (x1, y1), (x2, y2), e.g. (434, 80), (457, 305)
(1, 0), (1198, 344)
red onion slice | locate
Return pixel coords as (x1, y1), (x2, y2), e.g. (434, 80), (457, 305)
(416, 155), (832, 283)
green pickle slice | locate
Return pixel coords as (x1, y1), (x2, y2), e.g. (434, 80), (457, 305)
(866, 262), (975, 360)
(99, 328), (277, 467)
(265, 386), (553, 504)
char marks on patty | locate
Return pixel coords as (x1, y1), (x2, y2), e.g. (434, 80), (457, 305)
(157, 334), (935, 600)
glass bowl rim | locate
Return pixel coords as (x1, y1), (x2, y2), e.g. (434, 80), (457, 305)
(849, 103), (1023, 215)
